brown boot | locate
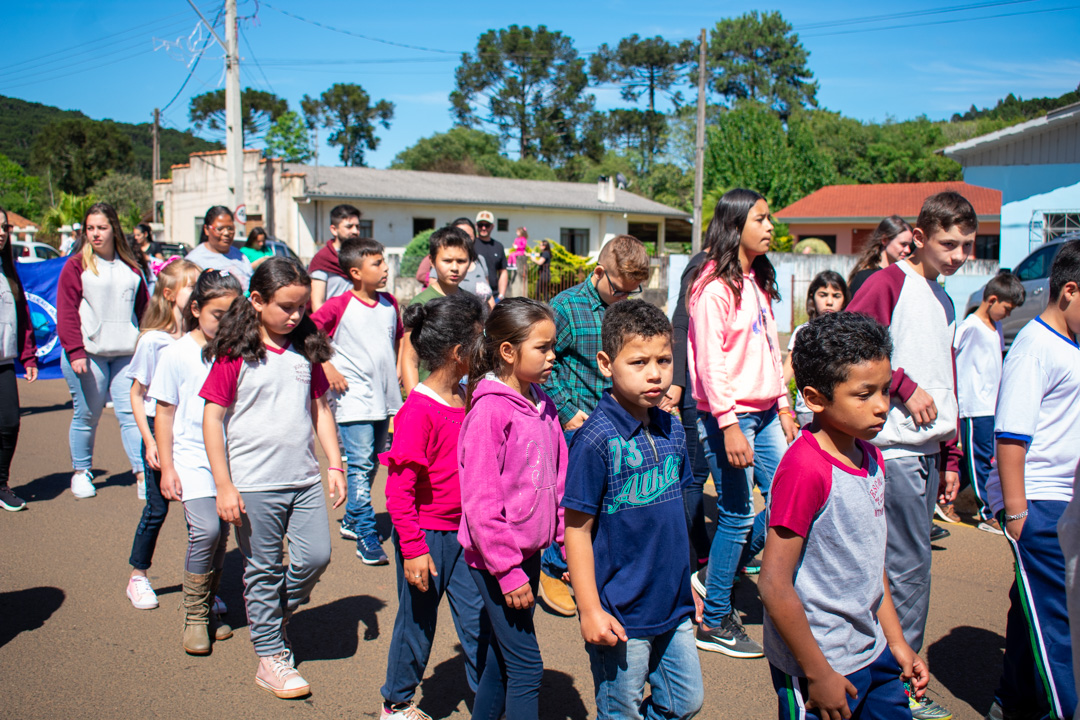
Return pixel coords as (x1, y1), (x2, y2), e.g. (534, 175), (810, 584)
(182, 571), (212, 655)
(209, 569), (233, 641)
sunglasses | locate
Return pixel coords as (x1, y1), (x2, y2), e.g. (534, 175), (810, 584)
(477, 222), (493, 229)
(600, 265), (642, 299)
(0, 224), (11, 232)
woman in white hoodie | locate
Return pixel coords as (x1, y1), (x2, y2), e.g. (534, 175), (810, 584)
(57, 203), (149, 499)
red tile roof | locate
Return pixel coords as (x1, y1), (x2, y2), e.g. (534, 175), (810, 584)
(775, 182), (1001, 221)
(3, 210), (38, 229)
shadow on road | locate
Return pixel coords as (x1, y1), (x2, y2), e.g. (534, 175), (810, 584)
(539, 668), (589, 720)
(418, 648), (473, 719)
(19, 400), (72, 417)
(927, 625), (1005, 714)
(289, 594), (387, 661)
(17, 468), (134, 503)
(0, 586), (65, 648)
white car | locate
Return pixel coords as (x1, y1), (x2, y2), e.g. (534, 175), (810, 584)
(12, 239), (61, 263)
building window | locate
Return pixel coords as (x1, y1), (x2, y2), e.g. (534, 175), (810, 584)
(973, 234), (1000, 261)
(154, 201), (164, 223)
(1044, 213), (1080, 242)
(359, 220), (373, 238)
(560, 228), (590, 256)
(413, 218), (435, 236)
(497, 218), (509, 232)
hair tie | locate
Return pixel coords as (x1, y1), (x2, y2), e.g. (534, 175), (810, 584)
(152, 255), (180, 276)
(218, 269), (231, 277)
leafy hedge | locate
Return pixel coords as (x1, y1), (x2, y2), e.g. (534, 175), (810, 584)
(401, 228), (435, 278)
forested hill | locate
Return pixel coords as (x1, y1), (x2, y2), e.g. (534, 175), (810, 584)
(0, 94), (220, 179)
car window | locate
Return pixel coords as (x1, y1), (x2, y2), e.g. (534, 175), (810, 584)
(1015, 245), (1061, 281)
(35, 246), (58, 259)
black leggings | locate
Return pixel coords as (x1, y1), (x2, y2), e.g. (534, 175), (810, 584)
(0, 363), (21, 486)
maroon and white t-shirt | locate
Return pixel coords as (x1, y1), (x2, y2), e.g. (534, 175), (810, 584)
(200, 342), (329, 491)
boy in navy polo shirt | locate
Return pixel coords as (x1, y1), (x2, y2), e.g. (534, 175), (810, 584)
(563, 300), (703, 720)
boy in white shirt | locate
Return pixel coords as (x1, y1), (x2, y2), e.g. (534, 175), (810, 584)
(986, 240), (1080, 720)
(948, 271), (1024, 533)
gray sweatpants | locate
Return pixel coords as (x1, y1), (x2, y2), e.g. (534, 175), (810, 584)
(234, 483), (332, 657)
(183, 497), (229, 574)
(883, 453), (939, 653)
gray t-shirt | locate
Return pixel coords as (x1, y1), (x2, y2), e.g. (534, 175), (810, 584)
(186, 244), (253, 290)
(763, 430), (888, 677)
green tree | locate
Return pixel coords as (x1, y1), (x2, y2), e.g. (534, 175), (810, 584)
(188, 88), (289, 146)
(0, 153), (43, 218)
(450, 25), (597, 166)
(88, 172), (151, 228)
(591, 35), (694, 112)
(30, 119), (134, 196)
(391, 127), (558, 180)
(41, 192), (98, 238)
(705, 11), (818, 118)
(264, 111), (313, 162)
(303, 84), (394, 167)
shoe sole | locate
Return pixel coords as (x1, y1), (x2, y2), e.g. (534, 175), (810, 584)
(978, 522), (1005, 535)
(934, 506), (960, 524)
(72, 491), (96, 499)
(355, 551), (388, 566)
(184, 644), (211, 656)
(255, 677), (310, 699)
(690, 573), (707, 598)
(127, 596), (159, 610)
(694, 637), (764, 658)
(0, 500), (26, 511)
(339, 527), (358, 541)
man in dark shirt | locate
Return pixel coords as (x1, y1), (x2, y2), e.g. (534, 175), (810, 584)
(474, 210), (508, 300)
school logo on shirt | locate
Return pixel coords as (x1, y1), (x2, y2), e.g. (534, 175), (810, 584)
(294, 362), (311, 385)
(605, 437), (681, 513)
(867, 473), (885, 516)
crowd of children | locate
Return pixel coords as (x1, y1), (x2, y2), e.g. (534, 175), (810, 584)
(2, 188), (1077, 720)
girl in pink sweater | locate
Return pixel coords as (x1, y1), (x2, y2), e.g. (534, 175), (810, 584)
(459, 297), (567, 720)
(687, 188), (798, 658)
(376, 292), (488, 720)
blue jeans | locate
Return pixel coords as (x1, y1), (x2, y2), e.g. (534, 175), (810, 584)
(128, 416), (170, 570)
(771, 646), (909, 719)
(587, 617), (704, 720)
(697, 408), (786, 626)
(539, 429), (577, 579)
(61, 351), (142, 474)
(338, 419), (389, 542)
(470, 552), (542, 720)
(381, 529), (490, 704)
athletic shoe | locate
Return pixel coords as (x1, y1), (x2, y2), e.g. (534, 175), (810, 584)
(739, 558), (762, 575)
(538, 571), (576, 616)
(339, 521), (358, 541)
(0, 484), (26, 511)
(71, 470), (96, 499)
(381, 702), (433, 719)
(935, 503), (961, 524)
(136, 475), (146, 500)
(930, 524), (951, 542)
(255, 650), (309, 699)
(904, 681), (953, 719)
(978, 518), (1005, 535)
(357, 533), (389, 565)
(691, 566), (708, 598)
(694, 611), (764, 658)
(126, 575), (159, 610)
(212, 595), (227, 615)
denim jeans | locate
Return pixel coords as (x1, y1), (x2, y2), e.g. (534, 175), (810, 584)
(61, 351), (142, 474)
(539, 428), (577, 579)
(697, 408), (786, 626)
(587, 618), (704, 720)
(128, 416), (170, 570)
(338, 418), (390, 542)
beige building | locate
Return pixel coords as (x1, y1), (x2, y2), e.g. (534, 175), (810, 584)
(153, 149), (690, 261)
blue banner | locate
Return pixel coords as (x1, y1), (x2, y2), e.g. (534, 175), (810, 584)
(15, 257), (66, 381)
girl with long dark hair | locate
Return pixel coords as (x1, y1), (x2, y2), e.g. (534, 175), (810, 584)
(848, 215), (913, 297)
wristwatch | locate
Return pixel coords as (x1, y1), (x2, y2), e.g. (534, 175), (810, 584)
(1004, 510), (1029, 522)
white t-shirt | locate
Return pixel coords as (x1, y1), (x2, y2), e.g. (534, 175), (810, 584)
(185, 244), (253, 289)
(986, 318), (1080, 512)
(787, 324), (809, 417)
(953, 313), (1004, 418)
(126, 330), (176, 418)
(148, 334), (217, 501)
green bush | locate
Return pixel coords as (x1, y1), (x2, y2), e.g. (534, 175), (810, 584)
(401, 228), (434, 278)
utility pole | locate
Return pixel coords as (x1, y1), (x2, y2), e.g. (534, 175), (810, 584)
(151, 108), (160, 181)
(692, 28), (707, 254)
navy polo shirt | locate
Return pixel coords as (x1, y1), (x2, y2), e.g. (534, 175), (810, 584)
(562, 391), (695, 637)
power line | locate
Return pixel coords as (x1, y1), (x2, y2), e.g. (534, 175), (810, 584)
(795, 0), (1040, 30)
(161, 5), (225, 112)
(802, 3), (1080, 37)
(262, 2), (459, 54)
(239, 24), (276, 94)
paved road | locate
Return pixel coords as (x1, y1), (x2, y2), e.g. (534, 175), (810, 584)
(2, 379), (1012, 719)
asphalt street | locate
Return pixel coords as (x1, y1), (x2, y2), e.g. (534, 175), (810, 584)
(1, 378), (1013, 719)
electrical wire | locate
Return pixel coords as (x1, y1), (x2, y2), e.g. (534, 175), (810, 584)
(160, 5), (226, 112)
(261, 2), (459, 54)
(239, 24), (276, 94)
(795, 0), (1041, 30)
(802, 3), (1080, 37)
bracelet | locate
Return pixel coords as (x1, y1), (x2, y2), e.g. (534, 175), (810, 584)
(778, 408), (793, 417)
(1004, 510), (1028, 522)
(328, 466), (345, 473)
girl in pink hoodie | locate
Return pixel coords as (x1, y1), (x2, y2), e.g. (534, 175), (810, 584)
(459, 297), (567, 720)
(687, 188), (798, 658)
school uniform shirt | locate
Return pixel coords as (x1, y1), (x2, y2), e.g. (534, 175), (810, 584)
(125, 330), (176, 418)
(0, 271), (37, 368)
(764, 430), (888, 678)
(986, 318), (1080, 513)
(310, 291), (403, 423)
(308, 241), (352, 303)
(148, 334), (217, 500)
(953, 313), (1005, 418)
(56, 254), (149, 360)
(185, 244), (253, 289)
(199, 343), (329, 491)
(561, 392), (695, 637)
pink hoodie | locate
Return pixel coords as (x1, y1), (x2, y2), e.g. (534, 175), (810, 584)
(688, 265), (788, 428)
(458, 376), (567, 594)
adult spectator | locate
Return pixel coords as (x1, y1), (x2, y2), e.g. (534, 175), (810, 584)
(185, 206), (253, 289)
(309, 204), (362, 311)
(847, 215), (913, 298)
(474, 210), (508, 300)
(133, 224), (163, 261)
(240, 226), (274, 269)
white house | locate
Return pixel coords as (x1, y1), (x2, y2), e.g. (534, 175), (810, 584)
(942, 101), (1080, 269)
(153, 149), (691, 261)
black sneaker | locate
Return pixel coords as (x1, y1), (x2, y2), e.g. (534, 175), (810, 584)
(690, 566), (708, 597)
(930, 524), (951, 542)
(356, 532), (389, 565)
(0, 484), (26, 511)
(739, 558), (762, 575)
(695, 611), (764, 658)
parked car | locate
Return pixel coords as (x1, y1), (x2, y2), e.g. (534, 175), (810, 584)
(11, 239), (61, 262)
(964, 232), (1080, 348)
(262, 239), (301, 262)
(157, 242), (190, 259)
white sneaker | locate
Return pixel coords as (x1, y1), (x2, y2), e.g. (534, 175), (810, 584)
(126, 575), (159, 609)
(255, 650), (309, 698)
(212, 595), (227, 615)
(381, 702), (432, 719)
(136, 474), (146, 500)
(71, 470), (96, 499)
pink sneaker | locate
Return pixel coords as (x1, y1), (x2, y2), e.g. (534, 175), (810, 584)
(255, 650), (309, 698)
(126, 575), (159, 610)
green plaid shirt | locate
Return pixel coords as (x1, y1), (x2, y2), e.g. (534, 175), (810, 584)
(544, 279), (610, 425)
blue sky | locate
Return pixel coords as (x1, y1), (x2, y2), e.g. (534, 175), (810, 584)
(3, 0), (1079, 169)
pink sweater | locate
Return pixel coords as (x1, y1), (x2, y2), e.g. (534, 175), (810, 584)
(688, 266), (788, 427)
(379, 389), (465, 559)
(458, 377), (567, 594)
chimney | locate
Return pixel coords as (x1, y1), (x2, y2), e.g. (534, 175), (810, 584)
(597, 175), (616, 204)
